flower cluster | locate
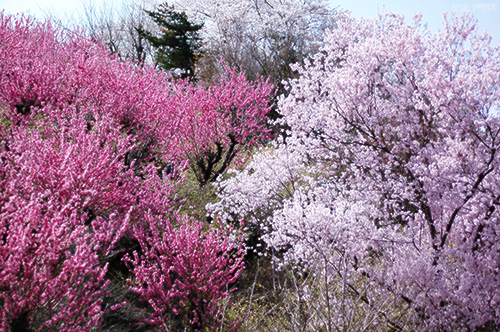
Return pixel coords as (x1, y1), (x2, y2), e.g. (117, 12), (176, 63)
(0, 13), (257, 331)
(213, 12), (500, 330)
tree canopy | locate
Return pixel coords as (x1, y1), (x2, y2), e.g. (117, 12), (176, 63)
(138, 3), (203, 78)
(211, 12), (500, 330)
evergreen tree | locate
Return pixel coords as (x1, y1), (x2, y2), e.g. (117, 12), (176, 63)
(138, 3), (203, 78)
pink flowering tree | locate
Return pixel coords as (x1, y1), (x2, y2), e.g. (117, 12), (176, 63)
(125, 215), (245, 331)
(0, 13), (275, 183)
(171, 67), (274, 185)
(211, 12), (500, 330)
(0, 13), (171, 166)
(0, 112), (132, 330)
(0, 13), (250, 331)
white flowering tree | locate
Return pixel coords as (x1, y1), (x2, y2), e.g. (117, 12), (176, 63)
(171, 0), (338, 87)
(210, 12), (500, 330)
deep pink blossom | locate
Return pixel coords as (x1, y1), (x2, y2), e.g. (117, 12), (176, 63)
(0, 13), (252, 331)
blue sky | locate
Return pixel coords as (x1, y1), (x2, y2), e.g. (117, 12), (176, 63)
(334, 0), (500, 45)
(1, 0), (499, 45)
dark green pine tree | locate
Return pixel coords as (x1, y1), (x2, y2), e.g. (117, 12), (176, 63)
(138, 3), (203, 79)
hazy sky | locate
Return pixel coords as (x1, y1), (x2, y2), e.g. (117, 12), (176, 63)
(1, 0), (499, 45)
(1, 0), (88, 20)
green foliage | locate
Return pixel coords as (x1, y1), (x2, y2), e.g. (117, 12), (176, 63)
(138, 3), (203, 78)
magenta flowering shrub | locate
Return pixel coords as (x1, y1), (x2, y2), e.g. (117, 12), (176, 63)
(212, 12), (500, 330)
(173, 67), (275, 184)
(125, 216), (244, 330)
(0, 202), (110, 331)
(0, 13), (177, 168)
(0, 13), (255, 331)
(0, 113), (132, 330)
(0, 13), (273, 172)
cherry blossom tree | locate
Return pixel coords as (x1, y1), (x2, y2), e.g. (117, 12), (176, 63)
(171, 0), (338, 90)
(211, 12), (500, 330)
